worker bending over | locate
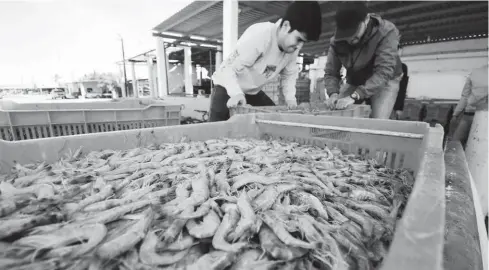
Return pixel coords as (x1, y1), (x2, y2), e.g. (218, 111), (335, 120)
(324, 2), (403, 119)
(209, 1), (322, 122)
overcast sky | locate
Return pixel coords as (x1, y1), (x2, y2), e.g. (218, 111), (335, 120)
(0, 0), (192, 86)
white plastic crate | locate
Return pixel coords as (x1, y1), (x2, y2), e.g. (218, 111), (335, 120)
(0, 103), (182, 141)
(0, 113), (445, 270)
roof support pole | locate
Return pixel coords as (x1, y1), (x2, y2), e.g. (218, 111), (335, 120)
(184, 47), (193, 95)
(152, 62), (158, 98)
(146, 57), (156, 98)
(223, 0), (239, 58)
(131, 62), (138, 98)
(156, 37), (169, 98)
(215, 46), (222, 71)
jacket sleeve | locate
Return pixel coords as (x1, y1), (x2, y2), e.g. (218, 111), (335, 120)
(279, 55), (299, 103)
(356, 28), (400, 99)
(213, 25), (270, 97)
(324, 46), (342, 96)
(453, 76), (472, 115)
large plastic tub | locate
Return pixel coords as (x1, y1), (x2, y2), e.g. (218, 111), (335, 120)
(0, 113), (445, 270)
(230, 104), (371, 118)
(0, 102), (182, 141)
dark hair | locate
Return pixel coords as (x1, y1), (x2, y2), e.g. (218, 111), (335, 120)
(335, 2), (368, 31)
(281, 1), (322, 41)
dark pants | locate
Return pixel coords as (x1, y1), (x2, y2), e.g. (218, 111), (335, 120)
(209, 85), (275, 122)
(451, 112), (475, 148)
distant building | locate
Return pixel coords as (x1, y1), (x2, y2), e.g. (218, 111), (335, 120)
(0, 84), (65, 95)
(65, 80), (104, 96)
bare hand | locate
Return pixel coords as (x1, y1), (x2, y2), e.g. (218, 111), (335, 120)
(335, 96), (355, 110)
(326, 93), (339, 110)
(227, 94), (247, 108)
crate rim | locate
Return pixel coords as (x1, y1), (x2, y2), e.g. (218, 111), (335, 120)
(0, 103), (184, 113)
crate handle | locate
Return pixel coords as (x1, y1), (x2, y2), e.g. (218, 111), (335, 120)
(255, 119), (424, 139)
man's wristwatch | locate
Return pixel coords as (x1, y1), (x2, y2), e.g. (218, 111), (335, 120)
(350, 91), (360, 101)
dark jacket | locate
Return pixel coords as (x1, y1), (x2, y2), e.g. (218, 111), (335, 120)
(324, 14), (403, 99)
(394, 63), (409, 111)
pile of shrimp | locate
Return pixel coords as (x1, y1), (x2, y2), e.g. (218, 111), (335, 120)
(0, 138), (413, 270)
(274, 103), (348, 114)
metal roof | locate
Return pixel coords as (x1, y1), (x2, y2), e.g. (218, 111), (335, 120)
(153, 1), (488, 57)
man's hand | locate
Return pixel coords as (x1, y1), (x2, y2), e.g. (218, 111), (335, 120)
(227, 93), (247, 108)
(335, 96), (355, 110)
(325, 93), (339, 110)
(286, 99), (298, 110)
(448, 112), (463, 136)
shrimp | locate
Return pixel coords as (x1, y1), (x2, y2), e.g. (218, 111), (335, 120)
(340, 198), (389, 221)
(0, 200), (26, 218)
(0, 212), (63, 240)
(78, 200), (152, 224)
(212, 204), (247, 253)
(331, 231), (372, 270)
(14, 223), (107, 258)
(170, 244), (207, 268)
(261, 211), (319, 250)
(159, 193), (194, 247)
(186, 250), (238, 270)
(35, 184), (55, 200)
(227, 191), (256, 242)
(151, 147), (180, 162)
(291, 214), (325, 242)
(323, 201), (349, 223)
(96, 208), (154, 260)
(259, 225), (308, 260)
(290, 191), (328, 220)
(158, 233), (195, 252)
(350, 189), (378, 202)
(370, 240), (388, 262)
(252, 183), (298, 212)
(214, 169), (231, 196)
(6, 258), (72, 270)
(230, 249), (261, 270)
(84, 186), (155, 212)
(178, 199), (219, 219)
(231, 173), (282, 190)
(172, 163), (210, 215)
(139, 231), (189, 266)
(186, 209), (221, 239)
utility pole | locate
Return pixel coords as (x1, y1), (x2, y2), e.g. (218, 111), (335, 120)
(119, 35), (128, 98)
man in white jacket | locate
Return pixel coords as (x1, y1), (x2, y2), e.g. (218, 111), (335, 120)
(209, 1), (322, 122)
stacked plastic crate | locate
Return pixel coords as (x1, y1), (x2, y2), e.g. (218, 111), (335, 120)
(0, 99), (183, 141)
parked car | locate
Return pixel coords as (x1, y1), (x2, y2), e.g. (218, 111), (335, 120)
(65, 92), (81, 99)
(85, 92), (102, 99)
(102, 91), (113, 99)
(51, 89), (66, 99)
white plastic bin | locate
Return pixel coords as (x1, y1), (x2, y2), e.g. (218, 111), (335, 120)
(0, 113), (445, 270)
(0, 102), (182, 141)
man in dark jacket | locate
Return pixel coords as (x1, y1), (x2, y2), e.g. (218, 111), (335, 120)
(324, 2), (403, 119)
(393, 62), (409, 119)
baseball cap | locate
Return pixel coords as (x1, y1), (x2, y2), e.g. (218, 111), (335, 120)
(334, 2), (368, 41)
